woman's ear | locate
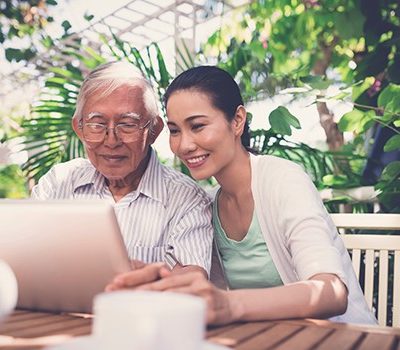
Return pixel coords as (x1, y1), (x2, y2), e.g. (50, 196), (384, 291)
(231, 105), (247, 137)
(148, 116), (164, 144)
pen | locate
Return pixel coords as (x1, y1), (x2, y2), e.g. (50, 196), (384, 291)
(165, 251), (182, 270)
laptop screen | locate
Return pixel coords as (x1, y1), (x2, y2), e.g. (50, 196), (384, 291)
(0, 199), (131, 313)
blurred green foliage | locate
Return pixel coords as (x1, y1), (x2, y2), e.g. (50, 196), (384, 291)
(201, 0), (400, 212)
(3, 0), (399, 212)
(0, 0), (60, 63)
(0, 165), (28, 198)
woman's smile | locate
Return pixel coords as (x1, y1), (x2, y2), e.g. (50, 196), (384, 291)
(185, 154), (209, 168)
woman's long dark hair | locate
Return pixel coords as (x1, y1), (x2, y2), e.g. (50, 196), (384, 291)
(164, 66), (251, 149)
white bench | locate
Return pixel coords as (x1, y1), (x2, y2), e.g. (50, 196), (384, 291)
(331, 213), (400, 327)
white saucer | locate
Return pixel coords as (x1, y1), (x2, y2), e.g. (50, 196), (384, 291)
(203, 342), (230, 350)
(46, 336), (230, 350)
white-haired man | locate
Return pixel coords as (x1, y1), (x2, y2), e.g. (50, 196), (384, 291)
(32, 61), (212, 277)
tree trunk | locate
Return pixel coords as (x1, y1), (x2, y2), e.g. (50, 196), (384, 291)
(315, 102), (344, 151)
(312, 40), (344, 151)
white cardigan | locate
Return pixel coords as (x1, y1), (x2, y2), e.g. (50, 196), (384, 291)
(211, 154), (376, 325)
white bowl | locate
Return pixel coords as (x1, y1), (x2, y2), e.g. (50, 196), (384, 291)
(0, 260), (18, 318)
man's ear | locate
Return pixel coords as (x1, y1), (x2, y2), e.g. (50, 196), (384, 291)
(72, 116), (84, 141)
(231, 105), (247, 137)
(148, 116), (164, 144)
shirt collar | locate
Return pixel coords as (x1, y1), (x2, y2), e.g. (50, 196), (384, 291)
(72, 148), (168, 206)
(137, 148), (168, 206)
(73, 163), (105, 193)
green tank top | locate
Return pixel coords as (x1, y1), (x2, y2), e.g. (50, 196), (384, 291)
(213, 195), (283, 289)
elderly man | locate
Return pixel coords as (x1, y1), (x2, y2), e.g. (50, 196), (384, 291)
(31, 61), (213, 276)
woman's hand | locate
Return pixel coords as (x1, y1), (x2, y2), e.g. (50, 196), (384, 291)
(105, 262), (166, 292)
(135, 271), (239, 325)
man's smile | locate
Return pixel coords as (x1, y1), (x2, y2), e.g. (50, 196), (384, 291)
(101, 154), (127, 162)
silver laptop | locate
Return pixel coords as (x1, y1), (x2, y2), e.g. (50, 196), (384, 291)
(0, 199), (131, 313)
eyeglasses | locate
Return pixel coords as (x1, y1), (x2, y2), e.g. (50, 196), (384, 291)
(79, 119), (151, 143)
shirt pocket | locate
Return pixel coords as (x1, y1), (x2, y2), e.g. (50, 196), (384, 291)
(129, 245), (168, 264)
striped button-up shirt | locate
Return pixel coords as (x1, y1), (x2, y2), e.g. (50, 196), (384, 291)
(31, 149), (213, 274)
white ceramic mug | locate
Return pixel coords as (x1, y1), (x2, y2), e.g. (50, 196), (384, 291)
(0, 260), (18, 319)
(93, 291), (206, 350)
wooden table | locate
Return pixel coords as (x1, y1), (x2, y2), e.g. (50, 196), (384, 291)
(1, 310), (399, 350)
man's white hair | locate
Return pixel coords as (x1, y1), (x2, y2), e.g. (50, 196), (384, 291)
(73, 61), (159, 127)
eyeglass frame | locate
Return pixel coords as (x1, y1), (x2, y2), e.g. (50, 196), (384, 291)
(78, 117), (152, 143)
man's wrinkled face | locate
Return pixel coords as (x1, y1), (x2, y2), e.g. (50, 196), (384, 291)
(74, 85), (157, 183)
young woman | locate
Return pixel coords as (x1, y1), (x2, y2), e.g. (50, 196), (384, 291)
(109, 66), (376, 326)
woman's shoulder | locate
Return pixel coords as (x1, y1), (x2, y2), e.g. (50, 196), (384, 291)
(250, 154), (304, 174)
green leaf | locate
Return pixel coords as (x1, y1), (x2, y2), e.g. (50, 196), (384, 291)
(49, 67), (82, 80)
(176, 39), (194, 71)
(378, 84), (400, 122)
(0, 30), (5, 44)
(334, 9), (364, 40)
(84, 12), (94, 22)
(5, 48), (25, 62)
(322, 174), (350, 188)
(62, 20), (72, 33)
(41, 35), (54, 48)
(338, 109), (374, 133)
(153, 43), (171, 88)
(46, 0), (58, 5)
(352, 78), (374, 101)
(378, 84), (400, 109)
(380, 161), (400, 182)
(384, 135), (400, 152)
(8, 26), (18, 39)
(330, 91), (349, 101)
(269, 106), (301, 136)
(300, 76), (332, 90)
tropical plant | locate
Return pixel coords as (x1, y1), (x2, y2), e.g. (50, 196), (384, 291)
(15, 2), (397, 213)
(248, 102), (370, 213)
(16, 33), (365, 204)
(199, 0), (400, 212)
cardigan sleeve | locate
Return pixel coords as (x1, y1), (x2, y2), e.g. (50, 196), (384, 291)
(255, 156), (348, 287)
(279, 164), (348, 285)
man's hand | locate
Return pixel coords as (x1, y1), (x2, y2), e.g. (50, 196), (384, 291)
(170, 264), (208, 278)
(105, 262), (166, 292)
(129, 259), (146, 269)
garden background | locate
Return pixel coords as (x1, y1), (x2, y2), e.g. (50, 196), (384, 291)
(0, 0), (399, 213)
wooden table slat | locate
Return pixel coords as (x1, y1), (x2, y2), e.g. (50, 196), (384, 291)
(2, 313), (59, 324)
(235, 323), (302, 350)
(60, 324), (92, 337)
(206, 324), (239, 337)
(314, 328), (364, 350)
(1, 315), (79, 333)
(4, 318), (91, 338)
(9, 311), (32, 316)
(208, 322), (275, 348)
(358, 333), (398, 350)
(273, 325), (334, 350)
(1, 311), (400, 350)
